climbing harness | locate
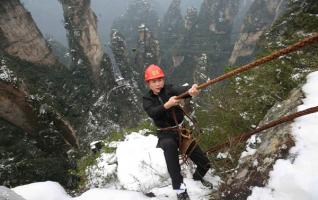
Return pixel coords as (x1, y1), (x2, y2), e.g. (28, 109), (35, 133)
(171, 109), (198, 162)
(156, 96), (195, 158)
(156, 104), (200, 163)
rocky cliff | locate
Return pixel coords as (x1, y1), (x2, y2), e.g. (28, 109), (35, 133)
(112, 0), (159, 52)
(0, 0), (58, 66)
(196, 0), (239, 75)
(165, 0), (239, 84)
(0, 61), (79, 188)
(83, 29), (144, 139)
(134, 24), (160, 87)
(228, 0), (287, 65)
(198, 1), (318, 198)
(184, 7), (199, 31)
(212, 88), (302, 199)
(110, 30), (132, 80)
(0, 0), (155, 191)
(60, 0), (104, 85)
(1, 0), (132, 188)
(160, 0), (184, 43)
(0, 58), (78, 147)
(156, 0), (187, 79)
(111, 0), (161, 87)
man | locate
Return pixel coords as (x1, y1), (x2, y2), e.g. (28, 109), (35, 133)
(142, 64), (211, 200)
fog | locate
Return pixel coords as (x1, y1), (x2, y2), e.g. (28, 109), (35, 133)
(21, 0), (202, 48)
(22, 0), (67, 44)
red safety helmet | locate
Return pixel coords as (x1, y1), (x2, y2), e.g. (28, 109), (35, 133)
(144, 64), (165, 81)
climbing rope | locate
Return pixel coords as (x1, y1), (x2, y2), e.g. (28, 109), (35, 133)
(176, 32), (318, 99)
(205, 105), (318, 154)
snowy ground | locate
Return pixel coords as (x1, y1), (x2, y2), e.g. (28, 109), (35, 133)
(11, 131), (219, 200)
(9, 130), (220, 200)
(3, 71), (318, 200)
(247, 71), (318, 200)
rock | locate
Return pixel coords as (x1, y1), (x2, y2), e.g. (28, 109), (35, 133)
(111, 0), (159, 52)
(0, 0), (58, 66)
(216, 88), (303, 199)
(0, 81), (78, 147)
(60, 0), (104, 85)
(228, 0), (287, 65)
(168, 0), (240, 84)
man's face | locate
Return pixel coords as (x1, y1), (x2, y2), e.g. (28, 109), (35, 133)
(147, 78), (165, 95)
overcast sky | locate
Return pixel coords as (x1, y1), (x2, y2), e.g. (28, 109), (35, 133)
(21, 0), (202, 47)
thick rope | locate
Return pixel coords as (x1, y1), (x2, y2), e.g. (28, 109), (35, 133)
(176, 32), (318, 99)
(205, 106), (318, 154)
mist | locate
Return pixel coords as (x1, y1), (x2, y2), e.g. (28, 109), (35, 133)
(21, 0), (202, 48)
(22, 0), (67, 44)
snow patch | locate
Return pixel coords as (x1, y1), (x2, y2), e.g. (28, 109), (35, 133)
(247, 71), (318, 200)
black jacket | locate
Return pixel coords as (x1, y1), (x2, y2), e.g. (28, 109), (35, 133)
(142, 84), (190, 129)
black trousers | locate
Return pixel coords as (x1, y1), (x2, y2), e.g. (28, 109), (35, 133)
(157, 134), (211, 189)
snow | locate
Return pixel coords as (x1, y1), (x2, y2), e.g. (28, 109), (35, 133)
(240, 135), (261, 159)
(11, 130), (218, 200)
(0, 62), (17, 83)
(76, 189), (149, 200)
(13, 182), (72, 200)
(116, 132), (169, 191)
(85, 153), (117, 188)
(216, 151), (230, 159)
(247, 71), (318, 200)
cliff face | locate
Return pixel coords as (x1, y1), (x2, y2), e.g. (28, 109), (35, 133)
(197, 0), (240, 67)
(81, 29), (144, 140)
(135, 24), (160, 84)
(199, 0), (239, 35)
(112, 0), (159, 47)
(159, 0), (184, 54)
(110, 29), (142, 92)
(0, 0), (58, 66)
(200, 0), (318, 198)
(60, 0), (104, 85)
(213, 88), (302, 199)
(184, 7), (198, 31)
(158, 0), (185, 75)
(0, 66), (78, 148)
(0, 81), (39, 135)
(110, 30), (132, 80)
(167, 0), (239, 84)
(228, 0), (287, 65)
(111, 0), (160, 82)
(0, 62), (78, 188)
(0, 0), (147, 189)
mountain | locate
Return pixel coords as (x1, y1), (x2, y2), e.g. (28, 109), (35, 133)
(1, 0), (317, 195)
(0, 0), (59, 66)
(161, 0), (240, 84)
(0, 0), (144, 188)
(229, 0), (287, 66)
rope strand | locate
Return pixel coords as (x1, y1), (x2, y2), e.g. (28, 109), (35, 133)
(176, 32), (318, 99)
(205, 106), (318, 154)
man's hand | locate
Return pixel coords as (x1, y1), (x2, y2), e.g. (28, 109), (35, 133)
(164, 96), (181, 109)
(188, 84), (200, 97)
